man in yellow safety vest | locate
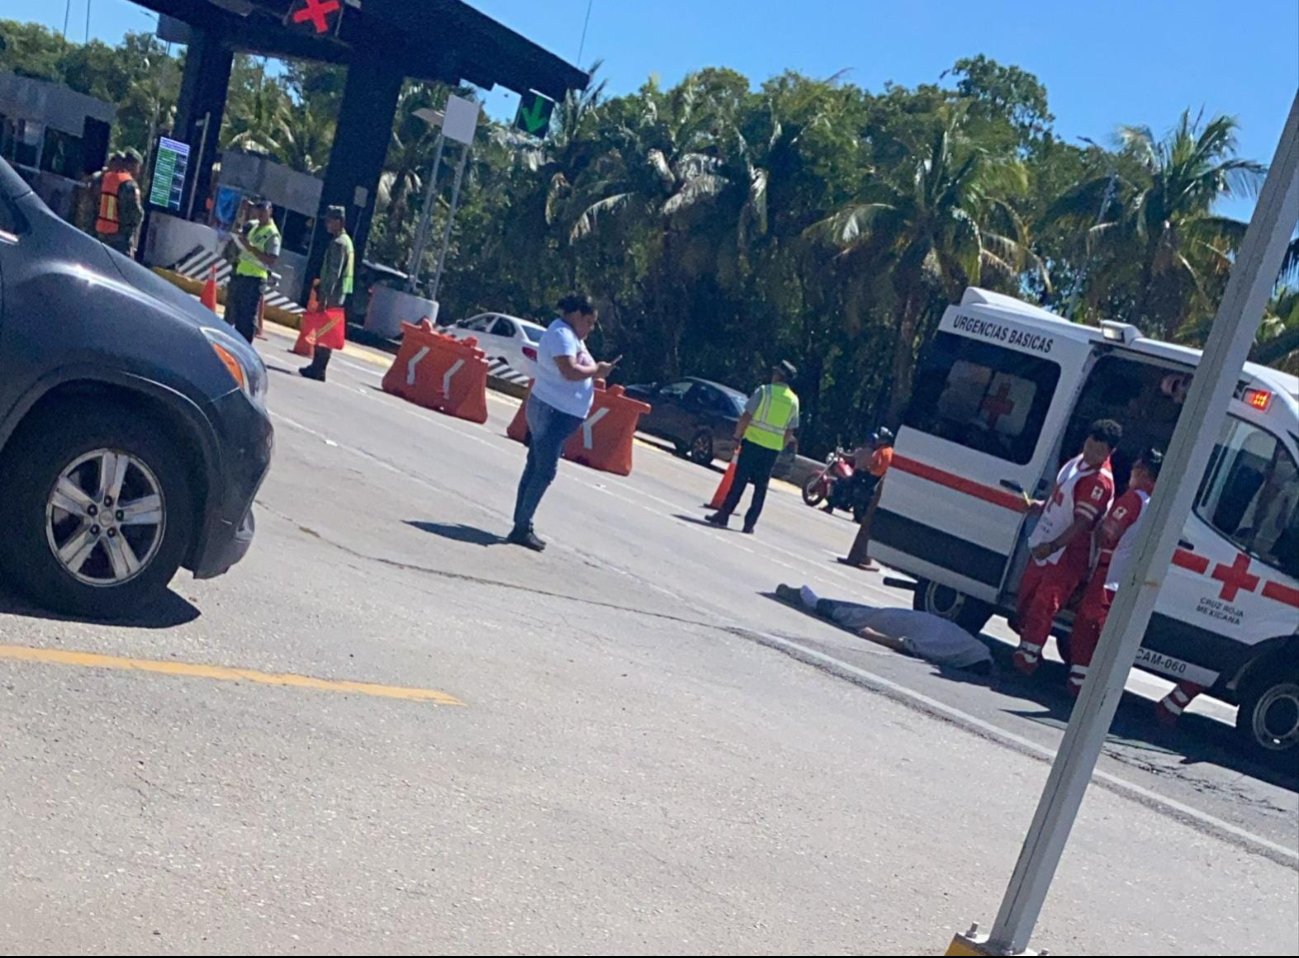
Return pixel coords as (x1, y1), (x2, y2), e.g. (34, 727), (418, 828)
(706, 360), (800, 534)
(227, 198), (281, 343)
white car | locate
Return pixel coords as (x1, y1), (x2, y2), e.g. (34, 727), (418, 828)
(445, 312), (546, 380)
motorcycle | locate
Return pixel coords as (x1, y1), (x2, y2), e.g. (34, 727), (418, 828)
(802, 448), (854, 509)
(803, 447), (876, 522)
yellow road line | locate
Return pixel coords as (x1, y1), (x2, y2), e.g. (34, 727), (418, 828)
(0, 644), (463, 706)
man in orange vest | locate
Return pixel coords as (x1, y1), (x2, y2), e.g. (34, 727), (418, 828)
(73, 153), (117, 234)
(95, 148), (144, 257)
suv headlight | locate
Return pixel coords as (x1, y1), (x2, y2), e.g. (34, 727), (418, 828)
(203, 326), (269, 407)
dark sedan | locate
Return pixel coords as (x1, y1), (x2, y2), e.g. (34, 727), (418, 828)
(624, 378), (747, 466)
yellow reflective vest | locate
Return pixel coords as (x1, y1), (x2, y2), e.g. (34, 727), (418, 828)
(744, 382), (799, 451)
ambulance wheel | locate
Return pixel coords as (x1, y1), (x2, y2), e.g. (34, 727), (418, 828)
(1235, 667), (1299, 765)
(912, 579), (992, 636)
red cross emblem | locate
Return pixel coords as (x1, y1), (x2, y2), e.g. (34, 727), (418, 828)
(980, 381), (1016, 430)
(1211, 553), (1259, 602)
(291, 0), (341, 34)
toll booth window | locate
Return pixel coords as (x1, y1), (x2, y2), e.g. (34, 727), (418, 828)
(1195, 418), (1299, 575)
(904, 331), (1061, 464)
(39, 129), (82, 179)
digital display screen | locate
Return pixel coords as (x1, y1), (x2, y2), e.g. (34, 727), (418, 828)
(149, 136), (190, 212)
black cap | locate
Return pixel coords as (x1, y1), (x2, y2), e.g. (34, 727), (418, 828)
(775, 360), (797, 380)
(325, 204), (346, 222)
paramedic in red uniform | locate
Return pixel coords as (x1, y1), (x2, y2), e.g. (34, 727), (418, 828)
(1065, 447), (1162, 697)
(1012, 419), (1122, 675)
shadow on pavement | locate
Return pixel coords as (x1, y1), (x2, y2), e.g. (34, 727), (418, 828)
(0, 583), (201, 629)
(672, 513), (741, 531)
(988, 642), (1299, 791)
(404, 520), (506, 547)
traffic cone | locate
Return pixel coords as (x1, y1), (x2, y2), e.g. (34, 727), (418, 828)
(199, 265), (218, 313)
(705, 455), (740, 510)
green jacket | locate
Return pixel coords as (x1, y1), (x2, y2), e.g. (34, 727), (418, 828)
(116, 178), (143, 238)
(318, 231), (355, 308)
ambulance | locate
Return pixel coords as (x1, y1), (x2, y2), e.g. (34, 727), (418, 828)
(873, 287), (1299, 762)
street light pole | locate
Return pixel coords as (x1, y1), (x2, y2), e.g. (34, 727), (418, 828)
(406, 128), (444, 291)
(427, 140), (470, 306)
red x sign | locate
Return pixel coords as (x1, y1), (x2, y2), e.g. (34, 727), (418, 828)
(290, 0), (341, 35)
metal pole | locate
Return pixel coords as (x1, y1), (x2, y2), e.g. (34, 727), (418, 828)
(405, 132), (444, 291)
(428, 141), (470, 306)
(983, 91), (1299, 955)
(186, 112), (210, 222)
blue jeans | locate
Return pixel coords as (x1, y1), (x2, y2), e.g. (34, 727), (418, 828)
(513, 395), (585, 532)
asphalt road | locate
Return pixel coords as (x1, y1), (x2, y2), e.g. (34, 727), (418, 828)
(1, 328), (1295, 956)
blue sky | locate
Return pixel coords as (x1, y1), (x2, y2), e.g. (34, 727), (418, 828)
(8, 0), (1297, 217)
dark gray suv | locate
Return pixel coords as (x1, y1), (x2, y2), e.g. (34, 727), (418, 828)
(0, 159), (272, 617)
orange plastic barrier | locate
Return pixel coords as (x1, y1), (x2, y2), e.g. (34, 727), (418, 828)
(291, 289), (320, 356)
(704, 455), (740, 509)
(381, 319), (489, 423)
(506, 381), (652, 476)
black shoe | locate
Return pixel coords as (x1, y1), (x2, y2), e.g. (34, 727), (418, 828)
(300, 347), (331, 381)
(507, 527), (546, 552)
(742, 525), (755, 534)
(705, 512), (728, 528)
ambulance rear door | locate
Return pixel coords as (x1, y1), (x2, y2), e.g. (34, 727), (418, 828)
(872, 301), (1098, 603)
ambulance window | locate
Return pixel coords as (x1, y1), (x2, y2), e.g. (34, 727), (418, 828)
(904, 332), (1061, 464)
(1195, 419), (1299, 575)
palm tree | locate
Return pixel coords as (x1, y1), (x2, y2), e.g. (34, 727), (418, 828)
(563, 76), (743, 374)
(1046, 110), (1263, 338)
(812, 105), (1044, 420)
(1252, 286), (1299, 372)
(225, 96), (334, 175)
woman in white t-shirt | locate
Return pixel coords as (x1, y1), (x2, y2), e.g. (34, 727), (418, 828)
(509, 293), (618, 551)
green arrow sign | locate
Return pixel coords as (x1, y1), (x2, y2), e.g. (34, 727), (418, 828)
(514, 91), (555, 138)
